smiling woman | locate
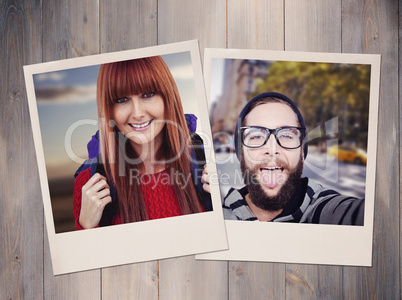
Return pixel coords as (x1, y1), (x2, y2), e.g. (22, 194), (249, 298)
(112, 92), (166, 156)
(72, 56), (211, 229)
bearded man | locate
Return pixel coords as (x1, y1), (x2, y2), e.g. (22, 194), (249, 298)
(206, 92), (364, 225)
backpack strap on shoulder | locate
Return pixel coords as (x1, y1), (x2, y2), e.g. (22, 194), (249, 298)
(185, 114), (213, 211)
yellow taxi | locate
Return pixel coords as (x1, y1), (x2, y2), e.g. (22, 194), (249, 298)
(328, 144), (367, 165)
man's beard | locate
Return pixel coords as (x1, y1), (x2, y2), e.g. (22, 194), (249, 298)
(240, 153), (304, 212)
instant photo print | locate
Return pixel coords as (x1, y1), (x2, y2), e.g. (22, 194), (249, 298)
(197, 48), (380, 266)
(24, 40), (227, 275)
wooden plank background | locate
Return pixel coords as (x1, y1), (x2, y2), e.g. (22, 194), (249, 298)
(0, 0), (399, 299)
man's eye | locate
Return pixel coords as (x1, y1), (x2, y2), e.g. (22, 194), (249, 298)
(279, 134), (294, 140)
(250, 134), (264, 140)
(278, 130), (297, 140)
(142, 92), (155, 98)
(115, 97), (128, 104)
(246, 132), (266, 141)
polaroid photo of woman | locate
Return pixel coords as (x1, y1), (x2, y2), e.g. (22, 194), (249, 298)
(24, 40), (227, 275)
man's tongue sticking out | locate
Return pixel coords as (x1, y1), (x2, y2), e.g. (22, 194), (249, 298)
(260, 165), (285, 189)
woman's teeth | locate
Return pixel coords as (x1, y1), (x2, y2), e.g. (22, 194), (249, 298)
(130, 120), (152, 128)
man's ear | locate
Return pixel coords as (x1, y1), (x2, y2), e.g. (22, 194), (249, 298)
(301, 145), (306, 162)
(302, 140), (308, 159)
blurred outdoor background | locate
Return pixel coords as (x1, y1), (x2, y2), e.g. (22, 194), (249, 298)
(209, 58), (371, 201)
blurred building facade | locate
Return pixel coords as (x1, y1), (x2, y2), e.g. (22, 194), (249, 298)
(210, 59), (269, 150)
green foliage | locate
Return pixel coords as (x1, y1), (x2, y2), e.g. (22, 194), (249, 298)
(250, 61), (371, 148)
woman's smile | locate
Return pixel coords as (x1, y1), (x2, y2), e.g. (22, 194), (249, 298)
(112, 92), (165, 147)
(129, 120), (153, 131)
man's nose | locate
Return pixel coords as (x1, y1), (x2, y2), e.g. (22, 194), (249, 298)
(262, 133), (278, 155)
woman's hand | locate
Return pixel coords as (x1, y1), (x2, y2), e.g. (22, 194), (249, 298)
(78, 173), (112, 229)
(201, 164), (211, 194)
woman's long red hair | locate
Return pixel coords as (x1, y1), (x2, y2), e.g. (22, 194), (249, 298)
(97, 56), (203, 223)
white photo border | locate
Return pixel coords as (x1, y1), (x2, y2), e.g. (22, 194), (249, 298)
(24, 40), (228, 275)
(196, 48), (380, 266)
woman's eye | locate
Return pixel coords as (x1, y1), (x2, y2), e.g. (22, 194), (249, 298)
(142, 92), (155, 98)
(115, 97), (128, 104)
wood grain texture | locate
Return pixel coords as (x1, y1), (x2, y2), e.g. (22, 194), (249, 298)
(157, 1), (228, 299)
(229, 262), (285, 300)
(226, 1), (287, 299)
(342, 0), (400, 299)
(100, 0), (157, 53)
(102, 263), (159, 300)
(284, 0), (344, 299)
(42, 0), (99, 61)
(0, 1), (43, 299)
(159, 256), (228, 300)
(286, 265), (343, 299)
(285, 0), (341, 52)
(227, 0), (284, 49)
(400, 0), (402, 299)
(158, 0), (226, 60)
(99, 2), (160, 298)
(41, 1), (102, 299)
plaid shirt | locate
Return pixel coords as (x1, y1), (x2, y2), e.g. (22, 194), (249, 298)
(222, 178), (364, 225)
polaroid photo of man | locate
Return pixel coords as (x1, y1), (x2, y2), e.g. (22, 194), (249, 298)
(24, 40), (227, 275)
(197, 48), (380, 266)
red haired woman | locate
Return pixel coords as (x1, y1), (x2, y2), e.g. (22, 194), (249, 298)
(73, 56), (211, 229)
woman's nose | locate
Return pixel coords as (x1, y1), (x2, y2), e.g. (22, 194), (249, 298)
(131, 97), (145, 119)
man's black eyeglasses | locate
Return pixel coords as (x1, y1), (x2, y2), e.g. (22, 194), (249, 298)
(240, 126), (306, 149)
